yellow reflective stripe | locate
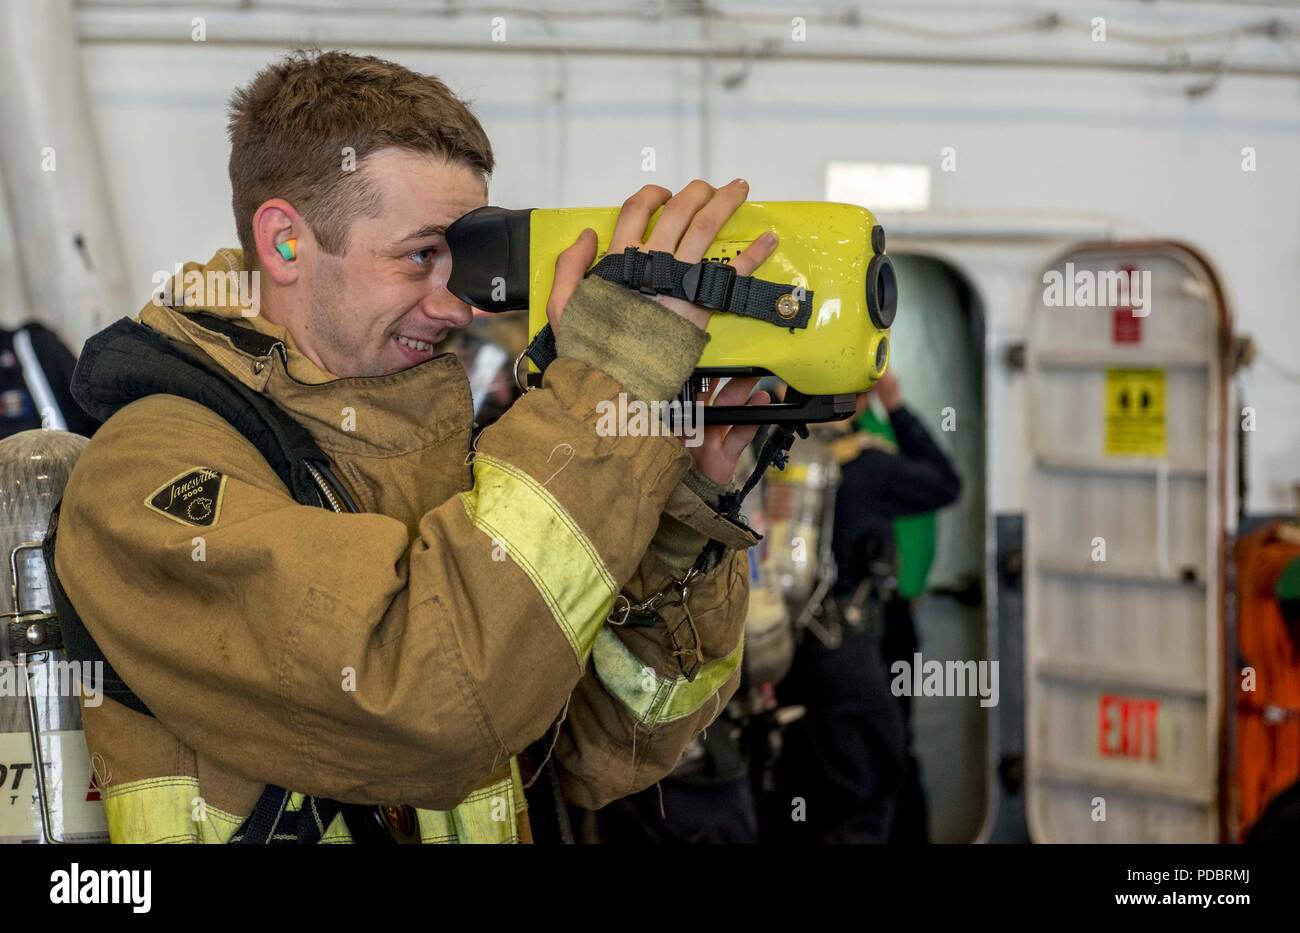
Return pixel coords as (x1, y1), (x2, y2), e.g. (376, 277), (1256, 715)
(459, 453), (616, 663)
(591, 627), (743, 727)
(103, 776), (244, 844)
(103, 764), (527, 844)
(438, 758), (526, 844)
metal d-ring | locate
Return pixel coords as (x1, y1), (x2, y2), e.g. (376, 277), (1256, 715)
(513, 347), (534, 395)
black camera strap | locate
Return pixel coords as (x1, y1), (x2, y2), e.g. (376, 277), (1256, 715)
(521, 247), (812, 383)
(589, 247), (813, 327)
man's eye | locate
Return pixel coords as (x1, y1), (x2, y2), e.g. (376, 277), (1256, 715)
(409, 247), (437, 266)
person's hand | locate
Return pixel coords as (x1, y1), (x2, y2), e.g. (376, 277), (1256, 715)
(873, 371), (903, 412)
(545, 179), (779, 332)
(689, 377), (771, 486)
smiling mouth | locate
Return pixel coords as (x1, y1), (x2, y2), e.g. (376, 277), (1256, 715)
(394, 334), (437, 353)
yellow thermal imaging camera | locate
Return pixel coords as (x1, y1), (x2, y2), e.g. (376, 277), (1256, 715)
(445, 201), (897, 426)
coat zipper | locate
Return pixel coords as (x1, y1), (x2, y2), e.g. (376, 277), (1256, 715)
(304, 461), (345, 514)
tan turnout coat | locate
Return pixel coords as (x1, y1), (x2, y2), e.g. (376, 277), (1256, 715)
(56, 250), (755, 843)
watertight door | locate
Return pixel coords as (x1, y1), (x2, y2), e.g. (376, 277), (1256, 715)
(1024, 242), (1231, 842)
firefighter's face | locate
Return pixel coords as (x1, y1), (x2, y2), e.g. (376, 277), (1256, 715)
(306, 149), (487, 377)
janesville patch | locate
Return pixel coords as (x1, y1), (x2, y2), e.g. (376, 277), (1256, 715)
(145, 467), (227, 527)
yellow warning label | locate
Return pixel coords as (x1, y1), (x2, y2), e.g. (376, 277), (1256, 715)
(1104, 369), (1166, 457)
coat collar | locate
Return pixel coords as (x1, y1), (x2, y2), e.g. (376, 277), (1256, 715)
(136, 252), (471, 457)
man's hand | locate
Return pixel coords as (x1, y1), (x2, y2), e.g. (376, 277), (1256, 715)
(689, 376), (770, 486)
(545, 179), (779, 487)
(545, 179), (778, 331)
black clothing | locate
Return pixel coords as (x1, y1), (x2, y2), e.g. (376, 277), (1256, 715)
(784, 403), (961, 843)
(595, 723), (759, 844)
(597, 778), (760, 845)
(770, 628), (906, 843)
(831, 405), (961, 599)
(0, 322), (98, 438)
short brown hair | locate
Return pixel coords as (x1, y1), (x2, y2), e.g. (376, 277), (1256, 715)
(227, 50), (494, 259)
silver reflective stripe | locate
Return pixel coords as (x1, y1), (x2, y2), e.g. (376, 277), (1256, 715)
(13, 327), (66, 430)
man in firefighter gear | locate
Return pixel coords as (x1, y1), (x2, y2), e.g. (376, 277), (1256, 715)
(52, 51), (771, 843)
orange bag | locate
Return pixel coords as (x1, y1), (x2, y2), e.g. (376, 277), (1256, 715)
(1235, 523), (1300, 837)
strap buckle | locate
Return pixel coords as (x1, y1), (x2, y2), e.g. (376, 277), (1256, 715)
(681, 260), (736, 311)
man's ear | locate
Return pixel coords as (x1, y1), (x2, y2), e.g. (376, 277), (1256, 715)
(252, 199), (305, 285)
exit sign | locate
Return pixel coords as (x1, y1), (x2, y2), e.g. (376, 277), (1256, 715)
(1098, 693), (1160, 761)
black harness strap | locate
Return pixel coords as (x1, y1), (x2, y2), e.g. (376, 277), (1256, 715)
(229, 788), (345, 845)
(70, 317), (328, 506)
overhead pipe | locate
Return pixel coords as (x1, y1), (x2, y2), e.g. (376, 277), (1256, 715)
(74, 8), (1300, 80)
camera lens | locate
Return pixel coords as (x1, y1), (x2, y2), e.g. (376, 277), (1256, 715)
(866, 254), (898, 329)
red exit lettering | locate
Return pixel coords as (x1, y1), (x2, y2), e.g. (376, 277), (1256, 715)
(1098, 694), (1160, 761)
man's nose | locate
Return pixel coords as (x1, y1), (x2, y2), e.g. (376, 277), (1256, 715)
(422, 289), (474, 328)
